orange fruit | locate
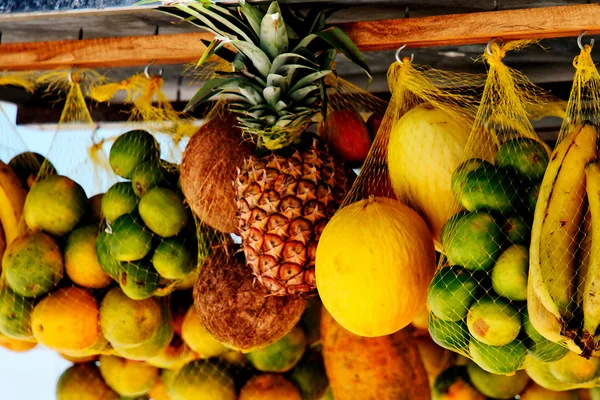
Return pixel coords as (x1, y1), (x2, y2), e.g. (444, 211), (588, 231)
(32, 286), (102, 352)
(65, 225), (112, 289)
(0, 331), (36, 352)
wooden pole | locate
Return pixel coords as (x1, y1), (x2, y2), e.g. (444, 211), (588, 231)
(1, 3), (599, 71)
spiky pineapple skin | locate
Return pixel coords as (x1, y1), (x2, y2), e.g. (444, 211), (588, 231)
(235, 141), (350, 296)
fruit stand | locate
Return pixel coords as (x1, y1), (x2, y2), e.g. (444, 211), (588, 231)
(2, 1), (600, 400)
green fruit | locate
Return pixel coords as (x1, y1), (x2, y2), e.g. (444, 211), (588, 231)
(107, 214), (153, 262)
(131, 160), (176, 197)
(451, 159), (493, 200)
(24, 175), (87, 236)
(529, 181), (541, 214)
(246, 326), (307, 372)
(291, 350), (329, 400)
(428, 266), (478, 321)
(522, 309), (568, 363)
(139, 188), (188, 238)
(469, 338), (527, 375)
(99, 286), (163, 348)
(96, 231), (122, 279)
(467, 297), (521, 346)
(102, 182), (138, 222)
(442, 211), (503, 271)
(491, 245), (528, 301)
(117, 261), (162, 300)
(320, 387), (335, 400)
(495, 137), (549, 181)
(3, 231), (64, 298)
(0, 286), (35, 340)
(466, 361), (529, 399)
(548, 350), (600, 384)
(109, 130), (160, 179)
(151, 238), (195, 280)
(592, 387), (600, 400)
(301, 296), (323, 347)
(455, 166), (519, 213)
(113, 309), (173, 361)
(432, 366), (484, 400)
(502, 215), (531, 245)
(428, 313), (470, 353)
(8, 152), (56, 188)
(164, 360), (236, 400)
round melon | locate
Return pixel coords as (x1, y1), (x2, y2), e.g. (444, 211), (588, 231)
(316, 197), (436, 337)
(180, 113), (252, 233)
(387, 103), (495, 249)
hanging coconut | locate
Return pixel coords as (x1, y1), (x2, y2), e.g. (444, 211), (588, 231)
(193, 247), (306, 352)
(180, 112), (252, 233)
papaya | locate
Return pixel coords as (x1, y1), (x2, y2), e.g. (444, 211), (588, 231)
(321, 308), (429, 399)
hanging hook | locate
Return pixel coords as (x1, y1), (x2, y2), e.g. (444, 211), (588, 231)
(486, 38), (498, 56)
(395, 44), (414, 65)
(578, 31), (595, 50)
(67, 67), (83, 84)
(144, 60), (164, 79)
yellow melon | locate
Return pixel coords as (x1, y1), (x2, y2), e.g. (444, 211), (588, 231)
(316, 197), (435, 337)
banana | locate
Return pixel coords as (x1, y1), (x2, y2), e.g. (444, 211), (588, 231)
(576, 205), (592, 306)
(583, 162), (600, 339)
(0, 160), (28, 246)
(0, 223), (5, 273)
(530, 124), (598, 321)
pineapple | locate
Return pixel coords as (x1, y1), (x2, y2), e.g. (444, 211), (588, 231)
(162, 0), (370, 295)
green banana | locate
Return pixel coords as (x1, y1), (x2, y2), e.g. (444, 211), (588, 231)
(529, 124), (598, 321)
(583, 162), (600, 339)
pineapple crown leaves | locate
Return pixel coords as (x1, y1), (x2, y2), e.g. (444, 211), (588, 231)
(157, 0), (371, 149)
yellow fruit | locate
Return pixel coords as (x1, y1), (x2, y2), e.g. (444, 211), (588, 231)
(0, 331), (36, 352)
(59, 353), (99, 363)
(99, 355), (159, 397)
(321, 308), (430, 399)
(56, 363), (119, 400)
(181, 305), (227, 358)
(65, 225), (112, 289)
(415, 336), (454, 385)
(165, 359), (236, 400)
(149, 377), (171, 400)
(32, 286), (102, 352)
(99, 286), (162, 348)
(520, 382), (578, 400)
(147, 337), (197, 370)
(316, 197), (436, 337)
(0, 160), (28, 246)
(411, 305), (430, 332)
(239, 374), (302, 400)
(388, 104), (493, 249)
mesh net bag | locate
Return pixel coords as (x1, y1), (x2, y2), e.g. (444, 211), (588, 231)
(424, 40), (569, 377)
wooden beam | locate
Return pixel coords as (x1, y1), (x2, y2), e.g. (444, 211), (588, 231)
(1, 3), (600, 71)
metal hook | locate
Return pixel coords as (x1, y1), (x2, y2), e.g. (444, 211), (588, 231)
(578, 31), (595, 50)
(395, 44), (414, 65)
(68, 67), (84, 84)
(486, 38), (498, 56)
(144, 60), (164, 79)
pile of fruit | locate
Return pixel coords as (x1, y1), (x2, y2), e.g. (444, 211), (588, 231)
(426, 136), (565, 375)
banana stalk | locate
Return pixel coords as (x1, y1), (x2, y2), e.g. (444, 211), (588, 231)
(529, 124), (597, 322)
(583, 162), (600, 341)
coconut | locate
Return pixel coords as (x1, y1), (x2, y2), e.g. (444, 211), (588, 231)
(180, 113), (252, 233)
(193, 248), (306, 352)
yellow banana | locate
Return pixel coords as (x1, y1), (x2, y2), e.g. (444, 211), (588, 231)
(0, 223), (5, 273)
(583, 162), (600, 340)
(530, 124), (597, 321)
(0, 160), (28, 246)
(576, 205), (592, 306)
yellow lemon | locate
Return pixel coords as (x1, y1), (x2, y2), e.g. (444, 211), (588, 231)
(181, 305), (227, 358)
(316, 197), (436, 337)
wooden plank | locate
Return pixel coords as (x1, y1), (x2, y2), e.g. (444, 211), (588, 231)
(1, 3), (600, 71)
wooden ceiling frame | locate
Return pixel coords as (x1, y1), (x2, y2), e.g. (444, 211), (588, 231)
(0, 3), (600, 71)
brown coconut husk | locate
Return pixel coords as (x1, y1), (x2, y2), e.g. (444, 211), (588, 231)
(193, 247), (306, 352)
(180, 111), (252, 233)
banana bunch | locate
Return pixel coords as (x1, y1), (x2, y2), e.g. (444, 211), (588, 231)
(528, 123), (600, 357)
(0, 160), (28, 268)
